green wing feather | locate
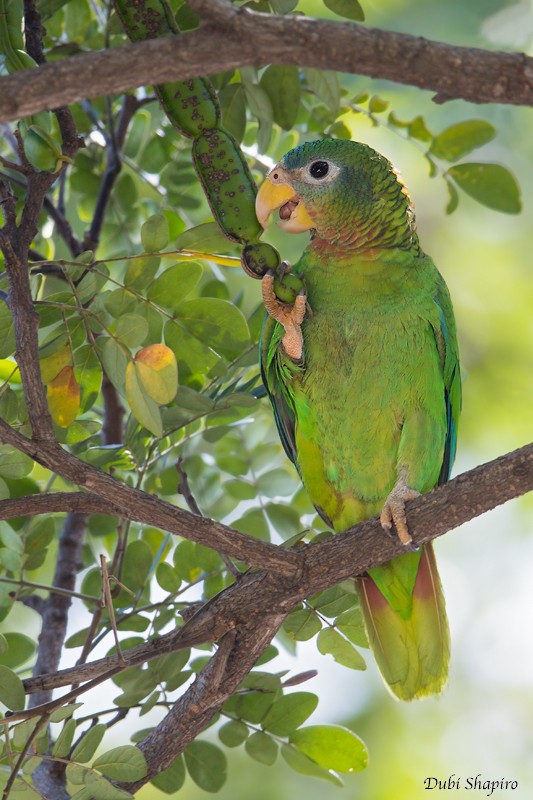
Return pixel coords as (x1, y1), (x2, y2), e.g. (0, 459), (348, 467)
(260, 315), (299, 469)
(359, 276), (460, 700)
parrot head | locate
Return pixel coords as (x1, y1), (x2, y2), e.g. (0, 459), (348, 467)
(256, 138), (419, 252)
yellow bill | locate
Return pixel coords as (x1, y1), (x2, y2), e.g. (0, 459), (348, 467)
(256, 171), (314, 234)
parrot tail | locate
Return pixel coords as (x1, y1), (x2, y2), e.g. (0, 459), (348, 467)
(356, 542), (450, 701)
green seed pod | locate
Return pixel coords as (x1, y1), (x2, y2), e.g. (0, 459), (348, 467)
(241, 242), (281, 280)
(155, 79), (220, 139)
(273, 272), (305, 305)
(193, 129), (263, 244)
(113, 0), (175, 41)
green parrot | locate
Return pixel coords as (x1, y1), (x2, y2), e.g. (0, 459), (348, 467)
(255, 139), (461, 701)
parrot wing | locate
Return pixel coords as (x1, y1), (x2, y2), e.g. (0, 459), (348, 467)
(431, 275), (461, 485)
(260, 315), (300, 469)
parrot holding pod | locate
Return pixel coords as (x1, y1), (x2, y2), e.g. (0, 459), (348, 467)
(255, 139), (461, 701)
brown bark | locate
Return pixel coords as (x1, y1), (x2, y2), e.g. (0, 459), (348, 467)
(0, 1), (532, 125)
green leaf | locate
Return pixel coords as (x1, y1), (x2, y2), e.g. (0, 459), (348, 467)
(184, 741), (227, 793)
(430, 120), (496, 161)
(260, 66), (301, 130)
(233, 689), (277, 725)
(289, 725), (368, 773)
(93, 745), (147, 781)
(303, 69), (340, 112)
(334, 608), (368, 648)
(114, 314), (149, 348)
(122, 538), (153, 594)
(0, 664), (25, 710)
(175, 222), (236, 254)
(151, 755), (186, 794)
(147, 261), (203, 311)
(270, 0), (298, 12)
(445, 179), (460, 215)
(52, 718), (77, 758)
(261, 692), (318, 736)
(281, 743), (343, 786)
(175, 298), (250, 359)
(257, 468), (298, 497)
(71, 724), (106, 762)
(141, 213), (169, 252)
(0, 633), (36, 668)
(0, 447), (33, 479)
(446, 163), (522, 214)
(124, 255), (161, 290)
(368, 95), (389, 114)
(49, 702), (83, 723)
(284, 609), (322, 642)
(309, 586), (357, 617)
(0, 303), (16, 358)
(98, 337), (128, 391)
(323, 0), (365, 22)
(245, 731), (278, 765)
(317, 628), (366, 670)
(219, 83), (247, 144)
(232, 509), (270, 541)
(74, 345), (102, 413)
(156, 562), (181, 593)
(125, 361), (163, 437)
(75, 265), (109, 304)
(218, 719), (249, 748)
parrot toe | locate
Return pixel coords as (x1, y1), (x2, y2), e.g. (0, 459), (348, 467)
(261, 269), (307, 362)
(380, 478), (421, 547)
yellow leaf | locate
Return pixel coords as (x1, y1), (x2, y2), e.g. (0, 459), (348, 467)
(134, 344), (178, 405)
(47, 366), (80, 427)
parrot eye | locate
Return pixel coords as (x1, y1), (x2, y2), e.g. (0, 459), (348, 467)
(309, 161), (330, 179)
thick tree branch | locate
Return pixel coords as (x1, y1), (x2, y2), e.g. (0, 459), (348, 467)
(0, 5), (532, 124)
(17, 443), (533, 698)
(9, 441), (529, 788)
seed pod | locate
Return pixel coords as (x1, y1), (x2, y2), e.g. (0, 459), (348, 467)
(273, 272), (305, 305)
(241, 242), (281, 280)
(193, 129), (263, 244)
(113, 0), (175, 41)
(155, 79), (220, 139)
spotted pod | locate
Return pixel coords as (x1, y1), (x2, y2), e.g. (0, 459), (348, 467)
(193, 129), (263, 244)
(113, 0), (175, 41)
(241, 242), (281, 279)
(155, 80), (220, 139)
(114, 1), (221, 139)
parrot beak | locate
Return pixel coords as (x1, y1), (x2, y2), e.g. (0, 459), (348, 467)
(256, 168), (314, 233)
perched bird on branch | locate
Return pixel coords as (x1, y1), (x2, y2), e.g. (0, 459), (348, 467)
(257, 139), (461, 701)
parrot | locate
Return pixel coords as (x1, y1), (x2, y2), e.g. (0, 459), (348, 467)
(255, 138), (461, 701)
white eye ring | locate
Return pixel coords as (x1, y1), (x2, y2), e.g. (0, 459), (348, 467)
(304, 160), (340, 184)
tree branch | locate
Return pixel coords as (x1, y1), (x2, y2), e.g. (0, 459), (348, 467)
(0, 420), (301, 575)
(0, 5), (532, 124)
(17, 443), (533, 698)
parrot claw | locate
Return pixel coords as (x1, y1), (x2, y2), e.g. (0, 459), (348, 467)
(262, 268), (307, 362)
(380, 478), (421, 547)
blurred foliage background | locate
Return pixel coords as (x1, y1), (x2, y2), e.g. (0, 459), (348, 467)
(0, 0), (532, 797)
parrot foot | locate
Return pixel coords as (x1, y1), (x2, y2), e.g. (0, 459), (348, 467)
(380, 478), (421, 548)
(262, 267), (307, 362)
